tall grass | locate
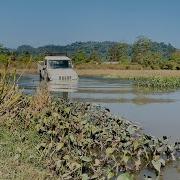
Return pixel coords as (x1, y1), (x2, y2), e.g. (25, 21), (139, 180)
(0, 67), (25, 125)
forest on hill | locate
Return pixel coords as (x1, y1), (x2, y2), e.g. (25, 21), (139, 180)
(16, 37), (176, 59)
(1, 36), (180, 69)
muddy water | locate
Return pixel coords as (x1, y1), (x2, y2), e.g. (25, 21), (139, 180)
(18, 74), (180, 180)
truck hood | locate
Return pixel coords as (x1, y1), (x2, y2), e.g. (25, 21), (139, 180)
(47, 68), (78, 81)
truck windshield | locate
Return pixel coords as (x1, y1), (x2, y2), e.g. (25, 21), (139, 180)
(48, 60), (72, 69)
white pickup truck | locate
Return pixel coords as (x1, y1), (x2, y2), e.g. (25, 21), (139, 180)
(38, 54), (78, 82)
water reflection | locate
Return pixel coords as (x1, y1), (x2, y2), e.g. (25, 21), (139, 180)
(47, 80), (78, 92)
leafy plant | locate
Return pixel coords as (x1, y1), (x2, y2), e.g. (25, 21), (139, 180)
(134, 77), (180, 90)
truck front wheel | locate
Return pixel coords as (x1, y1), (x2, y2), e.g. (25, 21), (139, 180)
(39, 71), (43, 80)
(45, 74), (50, 81)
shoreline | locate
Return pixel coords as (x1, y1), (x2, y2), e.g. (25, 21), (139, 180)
(1, 68), (180, 78)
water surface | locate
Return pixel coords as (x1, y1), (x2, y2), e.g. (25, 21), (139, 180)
(18, 74), (180, 142)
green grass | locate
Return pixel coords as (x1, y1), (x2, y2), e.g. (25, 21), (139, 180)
(0, 126), (52, 179)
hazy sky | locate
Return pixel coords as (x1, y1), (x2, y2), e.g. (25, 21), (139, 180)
(0, 0), (180, 48)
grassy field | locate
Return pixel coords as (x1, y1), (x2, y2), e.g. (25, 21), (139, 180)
(77, 69), (180, 78)
(1, 68), (180, 79)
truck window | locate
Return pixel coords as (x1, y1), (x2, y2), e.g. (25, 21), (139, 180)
(48, 60), (72, 69)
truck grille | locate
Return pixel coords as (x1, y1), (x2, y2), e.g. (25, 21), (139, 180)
(59, 76), (72, 81)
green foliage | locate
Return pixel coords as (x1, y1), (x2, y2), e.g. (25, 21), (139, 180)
(161, 61), (178, 70)
(0, 74), (26, 124)
(151, 41), (176, 59)
(131, 37), (177, 69)
(117, 172), (134, 180)
(17, 52), (31, 62)
(0, 44), (9, 54)
(72, 49), (104, 65)
(17, 42), (117, 59)
(30, 99), (179, 178)
(1, 38), (179, 69)
(0, 44), (4, 53)
(131, 36), (161, 68)
(0, 44), (10, 63)
(0, 54), (9, 63)
(72, 50), (87, 64)
(32, 54), (44, 62)
(132, 36), (153, 63)
(17, 45), (37, 54)
(0, 125), (50, 179)
(87, 50), (101, 63)
(108, 43), (129, 63)
(15, 40), (176, 61)
(170, 51), (180, 64)
(134, 77), (180, 89)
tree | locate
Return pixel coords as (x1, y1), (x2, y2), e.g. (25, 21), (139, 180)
(170, 51), (180, 63)
(0, 44), (3, 53)
(17, 45), (36, 54)
(151, 42), (176, 59)
(131, 36), (153, 64)
(131, 36), (167, 69)
(142, 52), (163, 69)
(87, 51), (101, 63)
(108, 43), (129, 63)
(72, 50), (87, 64)
(0, 44), (9, 54)
(17, 51), (31, 62)
(0, 44), (10, 63)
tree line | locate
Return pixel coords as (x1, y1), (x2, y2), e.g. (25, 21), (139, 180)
(1, 36), (180, 69)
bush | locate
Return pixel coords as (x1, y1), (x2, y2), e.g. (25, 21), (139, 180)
(161, 61), (179, 70)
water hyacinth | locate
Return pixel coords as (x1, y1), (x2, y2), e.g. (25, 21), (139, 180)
(134, 77), (180, 89)
(33, 98), (179, 179)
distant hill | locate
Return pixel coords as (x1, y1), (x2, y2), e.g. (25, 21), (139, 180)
(16, 41), (118, 59)
(16, 40), (176, 60)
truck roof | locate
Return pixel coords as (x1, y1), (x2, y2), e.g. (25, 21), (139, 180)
(45, 56), (71, 61)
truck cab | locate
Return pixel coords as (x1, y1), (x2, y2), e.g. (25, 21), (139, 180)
(38, 54), (78, 82)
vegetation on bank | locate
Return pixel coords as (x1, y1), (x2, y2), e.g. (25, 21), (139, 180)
(134, 77), (180, 89)
(0, 74), (180, 179)
(1, 36), (180, 70)
(76, 70), (180, 80)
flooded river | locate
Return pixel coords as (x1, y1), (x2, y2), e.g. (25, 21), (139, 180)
(18, 74), (180, 179)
